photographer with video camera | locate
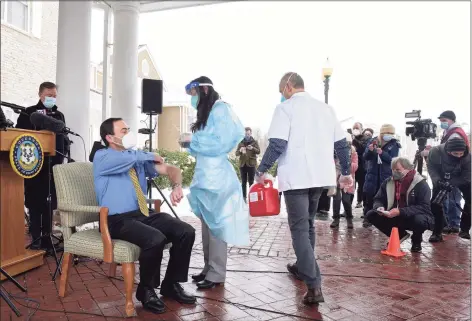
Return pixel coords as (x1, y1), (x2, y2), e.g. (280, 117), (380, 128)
(428, 138), (471, 241)
(362, 124), (401, 227)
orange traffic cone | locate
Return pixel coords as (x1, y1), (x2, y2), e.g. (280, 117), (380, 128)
(381, 227), (406, 258)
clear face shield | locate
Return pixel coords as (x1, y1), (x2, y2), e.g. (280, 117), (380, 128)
(185, 81), (213, 109)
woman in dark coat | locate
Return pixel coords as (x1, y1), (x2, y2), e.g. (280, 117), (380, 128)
(362, 124), (401, 227)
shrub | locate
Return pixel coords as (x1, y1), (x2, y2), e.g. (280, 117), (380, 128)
(151, 149), (278, 189)
(151, 149), (195, 189)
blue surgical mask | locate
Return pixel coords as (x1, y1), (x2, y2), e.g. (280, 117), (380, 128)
(190, 96), (199, 109)
(280, 95), (286, 103)
(43, 96), (56, 109)
(383, 134), (393, 142)
(440, 122), (449, 130)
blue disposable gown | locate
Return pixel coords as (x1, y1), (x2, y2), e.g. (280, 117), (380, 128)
(187, 100), (250, 246)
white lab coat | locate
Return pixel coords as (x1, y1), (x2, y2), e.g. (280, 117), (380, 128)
(268, 92), (345, 192)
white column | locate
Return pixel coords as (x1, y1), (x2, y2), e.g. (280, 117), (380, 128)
(56, 1), (92, 161)
(110, 1), (140, 143)
(101, 5), (111, 121)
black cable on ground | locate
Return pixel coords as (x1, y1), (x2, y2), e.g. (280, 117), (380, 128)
(186, 267), (470, 285)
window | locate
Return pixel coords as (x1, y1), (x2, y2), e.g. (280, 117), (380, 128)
(1, 1), (30, 32)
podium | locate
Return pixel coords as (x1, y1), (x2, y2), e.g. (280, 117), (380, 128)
(0, 128), (56, 280)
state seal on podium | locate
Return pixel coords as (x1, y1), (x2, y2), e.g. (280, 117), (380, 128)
(9, 134), (44, 179)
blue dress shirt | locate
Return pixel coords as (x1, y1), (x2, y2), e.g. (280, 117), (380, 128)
(93, 148), (159, 215)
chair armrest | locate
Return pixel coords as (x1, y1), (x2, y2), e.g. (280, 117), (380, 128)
(99, 207), (114, 263)
(57, 204), (102, 213)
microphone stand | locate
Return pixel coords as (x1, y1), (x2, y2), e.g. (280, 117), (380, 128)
(0, 267), (26, 317)
(26, 146), (71, 281)
(143, 113), (179, 220)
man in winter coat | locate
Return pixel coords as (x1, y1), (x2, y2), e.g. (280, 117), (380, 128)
(16, 82), (68, 251)
(362, 124), (401, 227)
(365, 157), (433, 252)
(438, 110), (469, 234)
(428, 138), (471, 241)
(235, 127), (260, 202)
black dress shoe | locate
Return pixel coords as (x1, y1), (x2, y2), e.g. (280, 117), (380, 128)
(197, 280), (221, 289)
(160, 283), (196, 304)
(303, 288), (324, 305)
(330, 219), (340, 228)
(428, 234), (444, 243)
(136, 285), (166, 314)
(286, 263), (302, 280)
(458, 230), (471, 240)
(191, 273), (206, 283)
(411, 243), (422, 253)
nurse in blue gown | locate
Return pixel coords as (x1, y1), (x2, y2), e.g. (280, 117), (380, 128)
(181, 76), (249, 289)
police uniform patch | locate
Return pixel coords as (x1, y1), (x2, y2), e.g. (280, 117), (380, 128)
(10, 134), (44, 179)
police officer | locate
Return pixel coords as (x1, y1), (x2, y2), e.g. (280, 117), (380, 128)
(256, 72), (351, 305)
(16, 82), (68, 250)
(428, 138), (471, 241)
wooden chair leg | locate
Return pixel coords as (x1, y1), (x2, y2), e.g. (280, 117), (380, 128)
(108, 263), (117, 277)
(59, 252), (73, 297)
(154, 200), (161, 213)
(122, 263), (136, 317)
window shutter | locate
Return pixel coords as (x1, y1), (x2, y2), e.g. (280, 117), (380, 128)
(31, 1), (42, 37)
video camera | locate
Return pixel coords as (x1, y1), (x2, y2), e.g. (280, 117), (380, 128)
(405, 110), (437, 141)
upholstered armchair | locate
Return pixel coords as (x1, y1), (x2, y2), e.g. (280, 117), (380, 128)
(53, 162), (163, 317)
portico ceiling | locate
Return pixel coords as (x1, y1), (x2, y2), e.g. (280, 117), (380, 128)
(139, 1), (239, 13)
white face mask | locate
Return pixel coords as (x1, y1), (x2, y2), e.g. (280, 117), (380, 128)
(352, 129), (361, 136)
(114, 132), (136, 149)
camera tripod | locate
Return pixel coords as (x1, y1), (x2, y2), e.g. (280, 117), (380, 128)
(0, 267), (27, 317)
(412, 137), (427, 175)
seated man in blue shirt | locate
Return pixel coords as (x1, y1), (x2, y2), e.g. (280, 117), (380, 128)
(93, 118), (196, 314)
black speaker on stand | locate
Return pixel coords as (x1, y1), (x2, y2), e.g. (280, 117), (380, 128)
(139, 79), (179, 219)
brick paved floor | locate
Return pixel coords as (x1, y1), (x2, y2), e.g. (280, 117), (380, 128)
(1, 212), (470, 321)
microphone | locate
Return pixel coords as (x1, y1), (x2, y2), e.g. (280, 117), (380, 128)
(30, 112), (80, 136)
(0, 107), (14, 129)
(1, 101), (26, 114)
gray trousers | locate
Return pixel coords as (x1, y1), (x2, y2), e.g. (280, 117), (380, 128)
(201, 220), (227, 283)
(284, 187), (323, 288)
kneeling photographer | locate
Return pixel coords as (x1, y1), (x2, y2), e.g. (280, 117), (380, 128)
(365, 157), (433, 253)
(428, 138), (471, 241)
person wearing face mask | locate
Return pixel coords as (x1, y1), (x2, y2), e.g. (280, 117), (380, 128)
(16, 81), (68, 251)
(439, 110), (470, 146)
(181, 76), (249, 290)
(235, 127), (261, 202)
(363, 128), (374, 139)
(438, 110), (469, 235)
(351, 122), (370, 209)
(362, 124), (401, 228)
(330, 133), (358, 229)
(364, 157), (433, 252)
(427, 138), (471, 241)
(93, 117), (197, 314)
(255, 72), (352, 305)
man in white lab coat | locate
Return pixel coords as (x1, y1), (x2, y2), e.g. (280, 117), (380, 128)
(256, 72), (352, 305)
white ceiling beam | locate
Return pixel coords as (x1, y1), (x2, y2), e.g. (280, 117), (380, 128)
(139, 1), (240, 13)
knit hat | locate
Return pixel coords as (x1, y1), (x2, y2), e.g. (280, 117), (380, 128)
(445, 138), (467, 153)
(438, 110), (456, 122)
(380, 124), (395, 134)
